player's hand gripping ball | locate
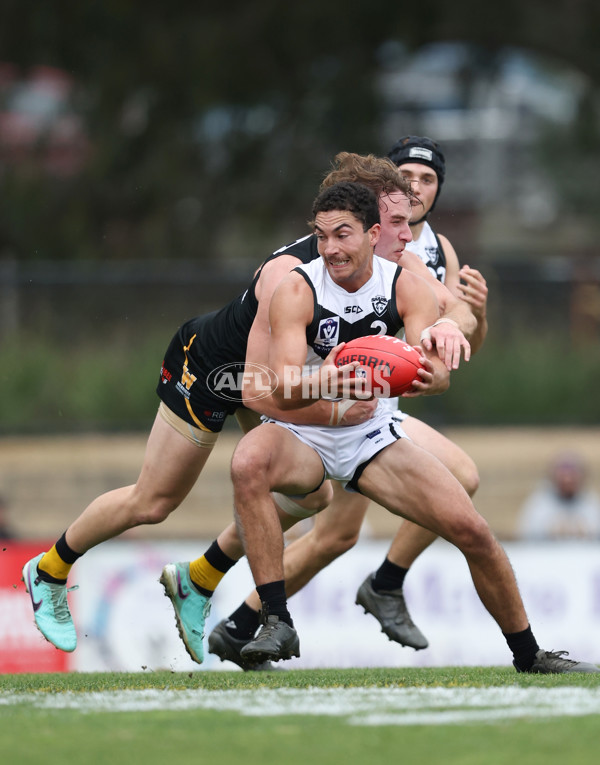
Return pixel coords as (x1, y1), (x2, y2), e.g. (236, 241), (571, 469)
(334, 335), (425, 397)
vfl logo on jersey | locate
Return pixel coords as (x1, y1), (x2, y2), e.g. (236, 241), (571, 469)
(371, 295), (388, 317)
(314, 317), (340, 353)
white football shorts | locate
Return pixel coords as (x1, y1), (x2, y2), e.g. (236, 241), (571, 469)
(264, 403), (409, 492)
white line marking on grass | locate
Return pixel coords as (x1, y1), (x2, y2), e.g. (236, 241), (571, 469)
(2, 686), (600, 726)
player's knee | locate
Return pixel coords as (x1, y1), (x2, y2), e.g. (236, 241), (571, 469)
(444, 451), (480, 498)
(132, 498), (178, 526)
(327, 528), (359, 557)
(449, 513), (493, 556)
(315, 523), (360, 559)
(456, 459), (480, 498)
(231, 447), (270, 496)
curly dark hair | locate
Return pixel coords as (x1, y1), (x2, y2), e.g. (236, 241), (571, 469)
(311, 181), (380, 231)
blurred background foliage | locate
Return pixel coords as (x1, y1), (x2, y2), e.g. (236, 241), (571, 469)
(0, 0), (599, 431)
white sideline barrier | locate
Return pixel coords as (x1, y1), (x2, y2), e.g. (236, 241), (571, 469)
(69, 540), (600, 672)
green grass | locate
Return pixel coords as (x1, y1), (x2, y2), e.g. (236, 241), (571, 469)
(2, 668), (600, 765)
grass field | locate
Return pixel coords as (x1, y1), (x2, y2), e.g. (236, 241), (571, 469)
(2, 667), (600, 765)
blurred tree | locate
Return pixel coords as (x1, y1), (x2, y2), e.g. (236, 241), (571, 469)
(537, 83), (600, 217)
(0, 0), (598, 263)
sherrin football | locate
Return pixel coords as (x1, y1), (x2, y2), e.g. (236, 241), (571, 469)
(334, 335), (425, 397)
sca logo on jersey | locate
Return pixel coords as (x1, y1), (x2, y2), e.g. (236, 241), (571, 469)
(206, 362), (278, 402)
(344, 305), (363, 314)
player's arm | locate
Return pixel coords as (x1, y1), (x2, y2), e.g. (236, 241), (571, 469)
(266, 273), (364, 410)
(400, 249), (474, 367)
(456, 265), (488, 353)
(244, 266), (374, 423)
(243, 257), (340, 422)
(438, 234), (488, 354)
(395, 269), (452, 397)
(245, 254), (300, 371)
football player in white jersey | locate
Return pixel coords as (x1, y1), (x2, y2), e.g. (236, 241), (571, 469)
(389, 135), (488, 350)
(155, 156), (595, 675)
(229, 181), (598, 674)
(205, 145), (488, 665)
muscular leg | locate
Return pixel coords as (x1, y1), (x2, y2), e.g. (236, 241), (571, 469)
(159, 417), (331, 669)
(231, 423), (326, 589)
(214, 421), (478, 649)
(354, 417), (481, 649)
(225, 423), (328, 664)
(67, 413), (212, 552)
(244, 482), (369, 611)
(385, 416), (479, 568)
(23, 409), (219, 655)
(207, 466), (339, 669)
(359, 439), (528, 635)
(218, 426), (598, 674)
(284, 484), (368, 595)
(210, 418), (474, 614)
(212, 480), (335, 569)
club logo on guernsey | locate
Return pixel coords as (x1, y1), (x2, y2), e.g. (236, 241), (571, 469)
(424, 246), (438, 265)
(371, 296), (388, 316)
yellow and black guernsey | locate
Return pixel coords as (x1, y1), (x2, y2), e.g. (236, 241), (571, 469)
(157, 235), (319, 432)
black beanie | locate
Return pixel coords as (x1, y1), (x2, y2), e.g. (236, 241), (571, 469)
(387, 136), (446, 218)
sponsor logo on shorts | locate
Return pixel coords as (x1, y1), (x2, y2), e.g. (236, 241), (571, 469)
(174, 363), (197, 399)
(204, 410), (226, 420)
(160, 361), (172, 384)
(206, 362), (278, 402)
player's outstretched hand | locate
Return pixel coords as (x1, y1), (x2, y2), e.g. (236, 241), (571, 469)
(457, 265), (488, 319)
(420, 319), (471, 370)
